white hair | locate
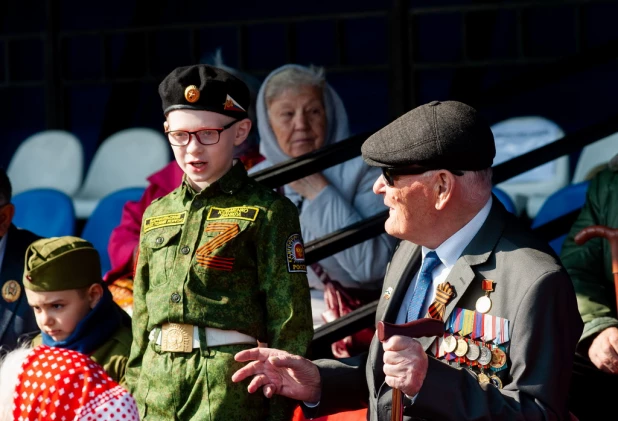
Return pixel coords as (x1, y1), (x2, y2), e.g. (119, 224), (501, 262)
(422, 168), (493, 205)
(0, 346), (31, 421)
(264, 65), (326, 105)
(458, 168), (493, 205)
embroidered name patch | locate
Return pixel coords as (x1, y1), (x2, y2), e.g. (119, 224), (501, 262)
(206, 206), (259, 221)
(286, 233), (306, 273)
(143, 211), (187, 233)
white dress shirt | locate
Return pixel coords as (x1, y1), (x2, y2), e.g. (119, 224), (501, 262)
(395, 197), (493, 324)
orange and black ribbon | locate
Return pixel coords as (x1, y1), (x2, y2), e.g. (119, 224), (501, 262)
(426, 282), (454, 321)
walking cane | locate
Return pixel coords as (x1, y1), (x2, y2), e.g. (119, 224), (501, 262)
(574, 225), (618, 310)
(377, 318), (444, 421)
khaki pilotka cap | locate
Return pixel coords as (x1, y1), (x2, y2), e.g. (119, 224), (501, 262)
(361, 100), (496, 170)
(23, 237), (102, 292)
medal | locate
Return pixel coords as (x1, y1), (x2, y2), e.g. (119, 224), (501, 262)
(465, 342), (480, 362)
(475, 279), (494, 314)
(454, 338), (469, 357)
(490, 347), (507, 370)
(2, 280), (21, 303)
(478, 345), (492, 366)
(477, 372), (490, 385)
(442, 335), (457, 353)
(490, 374), (503, 389)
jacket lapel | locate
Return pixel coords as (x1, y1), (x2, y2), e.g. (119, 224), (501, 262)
(416, 201), (506, 351)
(371, 240), (421, 393)
(377, 241), (421, 323)
(0, 228), (29, 343)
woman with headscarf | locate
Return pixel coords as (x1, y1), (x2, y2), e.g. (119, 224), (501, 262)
(249, 64), (396, 353)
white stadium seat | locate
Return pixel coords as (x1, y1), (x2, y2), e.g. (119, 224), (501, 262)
(72, 127), (170, 219)
(8, 130), (84, 196)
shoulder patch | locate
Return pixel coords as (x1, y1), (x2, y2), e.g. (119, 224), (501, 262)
(143, 211), (187, 233)
(286, 233), (307, 273)
(206, 206), (259, 221)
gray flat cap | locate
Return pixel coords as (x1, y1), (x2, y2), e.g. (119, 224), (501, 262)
(361, 100), (495, 170)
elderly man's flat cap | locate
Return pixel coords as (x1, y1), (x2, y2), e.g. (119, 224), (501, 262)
(159, 64), (250, 119)
(24, 236), (102, 292)
(362, 100), (495, 170)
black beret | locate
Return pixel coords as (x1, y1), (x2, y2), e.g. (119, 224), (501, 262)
(361, 100), (495, 171)
(159, 64), (250, 119)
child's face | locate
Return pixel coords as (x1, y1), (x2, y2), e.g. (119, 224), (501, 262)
(165, 109), (250, 192)
(25, 284), (102, 342)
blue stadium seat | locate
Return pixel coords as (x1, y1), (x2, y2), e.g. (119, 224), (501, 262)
(531, 181), (591, 254)
(492, 186), (517, 215)
(81, 187), (145, 276)
(12, 189), (76, 238)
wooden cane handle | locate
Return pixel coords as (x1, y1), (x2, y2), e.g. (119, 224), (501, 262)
(575, 225), (618, 275)
(377, 318), (444, 342)
(574, 225), (618, 313)
(377, 318), (444, 421)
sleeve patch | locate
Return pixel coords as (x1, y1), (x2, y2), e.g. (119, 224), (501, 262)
(206, 206), (259, 221)
(142, 211), (187, 233)
(286, 233), (307, 273)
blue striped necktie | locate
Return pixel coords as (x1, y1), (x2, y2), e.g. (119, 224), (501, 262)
(406, 251), (441, 322)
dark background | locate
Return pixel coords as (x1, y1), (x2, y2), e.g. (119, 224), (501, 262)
(2, 0), (618, 173)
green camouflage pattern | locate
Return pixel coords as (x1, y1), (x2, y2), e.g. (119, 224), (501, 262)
(126, 162), (313, 420)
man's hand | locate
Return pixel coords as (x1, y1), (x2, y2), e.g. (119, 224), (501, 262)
(288, 173), (329, 201)
(233, 347), (322, 403)
(382, 336), (429, 397)
(589, 327), (618, 373)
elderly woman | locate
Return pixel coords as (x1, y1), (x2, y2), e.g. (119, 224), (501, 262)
(249, 64), (396, 343)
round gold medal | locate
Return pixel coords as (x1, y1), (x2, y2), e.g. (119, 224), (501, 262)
(465, 342), (480, 361)
(490, 347), (507, 369)
(490, 374), (503, 389)
(477, 372), (490, 385)
(442, 335), (457, 353)
(478, 345), (492, 366)
(2, 280), (21, 303)
(475, 295), (492, 313)
(454, 338), (469, 357)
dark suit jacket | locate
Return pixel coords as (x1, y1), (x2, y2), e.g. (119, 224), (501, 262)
(308, 199), (583, 421)
(0, 224), (41, 352)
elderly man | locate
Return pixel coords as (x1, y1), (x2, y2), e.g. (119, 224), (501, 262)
(232, 100), (583, 420)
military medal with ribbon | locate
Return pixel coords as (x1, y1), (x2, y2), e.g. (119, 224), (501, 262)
(475, 279), (494, 314)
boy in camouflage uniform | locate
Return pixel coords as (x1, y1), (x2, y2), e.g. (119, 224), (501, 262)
(125, 64), (313, 420)
(24, 236), (132, 384)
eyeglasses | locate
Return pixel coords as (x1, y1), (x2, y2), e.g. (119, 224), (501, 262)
(166, 120), (238, 146)
(381, 166), (464, 187)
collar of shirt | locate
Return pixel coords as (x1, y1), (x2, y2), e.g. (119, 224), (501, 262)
(0, 231), (8, 271)
(395, 196), (493, 324)
(180, 159), (247, 199)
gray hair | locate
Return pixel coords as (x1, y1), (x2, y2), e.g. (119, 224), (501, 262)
(264, 65), (326, 105)
(458, 168), (494, 205)
(422, 168), (493, 205)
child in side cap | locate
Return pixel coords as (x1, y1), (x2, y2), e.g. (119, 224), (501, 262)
(23, 236), (132, 385)
(125, 64), (313, 421)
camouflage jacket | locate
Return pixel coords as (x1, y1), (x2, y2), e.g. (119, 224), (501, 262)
(125, 161), (313, 387)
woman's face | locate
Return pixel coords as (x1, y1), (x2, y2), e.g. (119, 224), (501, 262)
(267, 85), (327, 158)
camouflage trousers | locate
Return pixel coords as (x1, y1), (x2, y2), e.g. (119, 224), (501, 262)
(133, 341), (275, 421)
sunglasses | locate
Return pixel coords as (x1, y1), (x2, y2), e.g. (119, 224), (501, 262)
(381, 167), (464, 187)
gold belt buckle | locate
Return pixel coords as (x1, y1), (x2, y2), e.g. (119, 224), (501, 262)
(160, 323), (193, 353)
